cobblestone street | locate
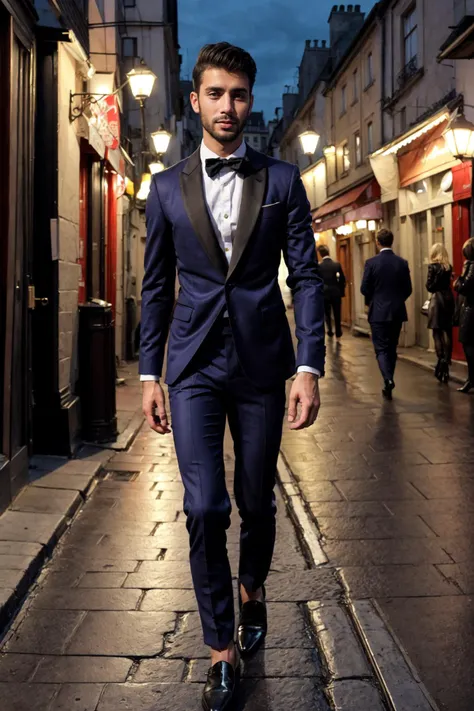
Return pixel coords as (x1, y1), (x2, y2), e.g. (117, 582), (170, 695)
(1, 331), (474, 710)
(0, 425), (348, 710)
(282, 330), (474, 711)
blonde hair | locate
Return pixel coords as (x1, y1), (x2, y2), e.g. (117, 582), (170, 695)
(430, 242), (450, 270)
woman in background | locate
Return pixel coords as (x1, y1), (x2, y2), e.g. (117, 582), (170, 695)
(454, 237), (474, 393)
(426, 243), (454, 383)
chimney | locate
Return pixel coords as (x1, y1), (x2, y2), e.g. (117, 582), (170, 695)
(313, 39), (319, 47)
(329, 2), (365, 50)
(322, 40), (327, 48)
(305, 39), (311, 48)
(282, 91), (299, 127)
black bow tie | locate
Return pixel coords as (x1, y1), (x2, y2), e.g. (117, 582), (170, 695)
(205, 156), (249, 179)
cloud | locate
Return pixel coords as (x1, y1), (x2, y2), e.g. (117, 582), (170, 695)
(179, 0), (377, 121)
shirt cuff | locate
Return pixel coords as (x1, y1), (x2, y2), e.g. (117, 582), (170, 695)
(297, 366), (321, 378)
(140, 375), (160, 382)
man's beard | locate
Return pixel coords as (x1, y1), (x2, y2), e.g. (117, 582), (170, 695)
(201, 113), (248, 143)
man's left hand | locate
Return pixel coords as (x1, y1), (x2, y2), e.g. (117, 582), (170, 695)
(288, 373), (321, 430)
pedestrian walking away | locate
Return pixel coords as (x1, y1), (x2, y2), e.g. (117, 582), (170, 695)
(361, 228), (412, 400)
(426, 242), (455, 383)
(317, 244), (346, 339)
(140, 42), (325, 711)
(454, 237), (474, 394)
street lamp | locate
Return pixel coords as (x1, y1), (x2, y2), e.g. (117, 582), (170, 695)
(444, 110), (474, 158)
(137, 173), (152, 201)
(298, 129), (320, 157)
(444, 108), (474, 233)
(151, 125), (172, 156)
(126, 62), (157, 103)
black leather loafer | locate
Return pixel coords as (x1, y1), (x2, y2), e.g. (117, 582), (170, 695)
(202, 661), (239, 711)
(237, 588), (267, 658)
(382, 379), (395, 400)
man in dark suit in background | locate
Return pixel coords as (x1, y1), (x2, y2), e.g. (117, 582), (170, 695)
(317, 244), (346, 338)
(361, 229), (412, 400)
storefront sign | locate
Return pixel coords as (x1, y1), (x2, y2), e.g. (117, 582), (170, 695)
(90, 95), (120, 151)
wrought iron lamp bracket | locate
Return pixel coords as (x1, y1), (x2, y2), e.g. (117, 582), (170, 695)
(69, 79), (128, 123)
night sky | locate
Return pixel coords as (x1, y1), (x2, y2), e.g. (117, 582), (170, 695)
(178, 0), (378, 122)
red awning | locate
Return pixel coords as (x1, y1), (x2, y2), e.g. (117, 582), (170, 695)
(313, 179), (377, 220)
(398, 118), (452, 188)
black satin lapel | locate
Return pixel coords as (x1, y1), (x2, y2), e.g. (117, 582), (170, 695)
(180, 165), (228, 277)
(227, 166), (267, 280)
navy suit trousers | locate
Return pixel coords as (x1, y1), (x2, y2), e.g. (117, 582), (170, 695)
(370, 321), (403, 382)
(168, 319), (286, 650)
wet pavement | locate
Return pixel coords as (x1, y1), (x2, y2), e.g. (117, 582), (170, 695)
(1, 330), (474, 710)
(281, 329), (474, 711)
(0, 425), (345, 710)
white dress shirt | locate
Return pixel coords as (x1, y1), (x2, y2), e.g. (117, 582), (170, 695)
(141, 140), (320, 381)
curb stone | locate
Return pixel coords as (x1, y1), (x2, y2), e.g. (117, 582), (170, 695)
(280, 452), (438, 711)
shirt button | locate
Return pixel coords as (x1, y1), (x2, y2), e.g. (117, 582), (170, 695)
(224, 213), (229, 219)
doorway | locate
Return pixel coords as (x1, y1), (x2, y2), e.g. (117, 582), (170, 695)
(338, 237), (352, 326)
(0, 11), (34, 512)
(414, 212), (430, 349)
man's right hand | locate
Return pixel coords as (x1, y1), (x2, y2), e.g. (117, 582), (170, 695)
(142, 381), (171, 435)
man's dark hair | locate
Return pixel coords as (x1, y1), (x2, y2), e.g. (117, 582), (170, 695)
(377, 229), (394, 248)
(317, 245), (330, 258)
(192, 42), (257, 93)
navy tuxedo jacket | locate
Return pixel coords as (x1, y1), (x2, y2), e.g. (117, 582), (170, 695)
(360, 249), (412, 324)
(139, 146), (325, 389)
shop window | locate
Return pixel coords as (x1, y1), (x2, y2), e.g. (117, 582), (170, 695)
(408, 180), (427, 194)
(432, 206), (445, 244)
(432, 170), (453, 196)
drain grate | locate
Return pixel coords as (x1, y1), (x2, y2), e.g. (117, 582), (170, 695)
(108, 471), (139, 482)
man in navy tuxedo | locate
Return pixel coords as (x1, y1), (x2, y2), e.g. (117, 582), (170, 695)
(361, 229), (412, 400)
(140, 42), (325, 710)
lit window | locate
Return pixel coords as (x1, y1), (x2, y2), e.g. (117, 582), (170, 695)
(355, 131), (362, 166)
(343, 143), (350, 172)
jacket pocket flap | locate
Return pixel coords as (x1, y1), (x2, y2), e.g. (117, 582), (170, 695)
(173, 303), (193, 322)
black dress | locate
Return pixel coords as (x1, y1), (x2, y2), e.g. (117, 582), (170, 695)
(426, 264), (454, 330)
(455, 261), (474, 345)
